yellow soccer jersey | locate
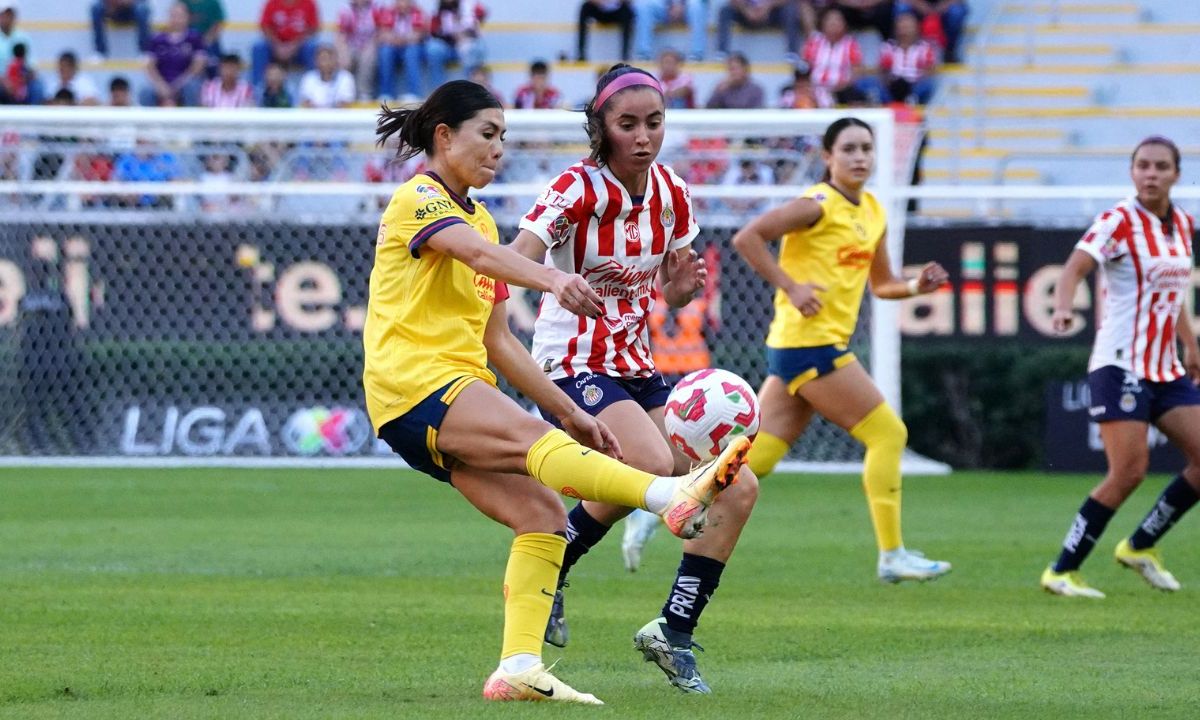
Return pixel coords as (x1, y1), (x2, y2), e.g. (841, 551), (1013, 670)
(766, 182), (886, 348)
(363, 173), (506, 432)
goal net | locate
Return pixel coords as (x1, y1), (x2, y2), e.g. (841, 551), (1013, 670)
(0, 106), (943, 472)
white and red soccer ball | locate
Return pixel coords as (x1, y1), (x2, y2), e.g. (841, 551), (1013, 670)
(664, 368), (760, 463)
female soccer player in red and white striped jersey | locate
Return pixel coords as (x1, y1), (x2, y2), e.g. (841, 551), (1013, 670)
(1041, 136), (1200, 598)
(510, 63), (759, 695)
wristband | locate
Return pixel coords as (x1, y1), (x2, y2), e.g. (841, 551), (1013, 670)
(906, 278), (921, 296)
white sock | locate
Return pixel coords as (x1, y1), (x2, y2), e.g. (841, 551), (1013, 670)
(499, 653), (540, 674)
(643, 476), (676, 514)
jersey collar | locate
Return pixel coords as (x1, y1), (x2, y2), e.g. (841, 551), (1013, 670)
(423, 171), (476, 215)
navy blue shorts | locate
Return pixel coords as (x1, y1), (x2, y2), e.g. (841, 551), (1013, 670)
(767, 344), (857, 394)
(544, 372), (673, 426)
(1087, 365), (1200, 424)
(377, 376), (480, 483)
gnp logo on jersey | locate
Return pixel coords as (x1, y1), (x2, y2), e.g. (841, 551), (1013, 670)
(581, 385), (604, 406)
(281, 406), (372, 455)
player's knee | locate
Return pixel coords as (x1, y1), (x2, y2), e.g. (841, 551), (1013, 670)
(725, 467), (759, 515)
(513, 490), (568, 535)
(852, 404), (907, 453)
(1107, 453), (1148, 488)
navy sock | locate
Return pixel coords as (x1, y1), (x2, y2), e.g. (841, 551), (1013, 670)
(559, 504), (611, 584)
(1052, 496), (1115, 573)
(1129, 475), (1200, 550)
(661, 553), (725, 637)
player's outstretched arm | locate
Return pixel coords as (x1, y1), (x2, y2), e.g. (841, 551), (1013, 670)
(483, 301), (623, 459)
(426, 224), (603, 318)
(1050, 249), (1098, 334)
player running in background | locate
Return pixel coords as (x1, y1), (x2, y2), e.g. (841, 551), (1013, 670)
(732, 117), (952, 583)
(1040, 136), (1200, 598)
(510, 64), (759, 695)
(363, 80), (750, 704)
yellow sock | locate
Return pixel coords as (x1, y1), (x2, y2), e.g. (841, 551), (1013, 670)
(501, 532), (567, 659)
(849, 403), (906, 552)
(747, 431), (790, 478)
(525, 429), (654, 510)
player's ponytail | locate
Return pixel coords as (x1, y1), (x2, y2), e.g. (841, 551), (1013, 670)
(820, 117), (874, 182)
(377, 79), (502, 162)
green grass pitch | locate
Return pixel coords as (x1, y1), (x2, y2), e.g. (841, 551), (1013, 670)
(1, 467), (1196, 719)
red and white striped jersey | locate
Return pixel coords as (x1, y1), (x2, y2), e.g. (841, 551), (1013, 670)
(802, 32), (862, 90)
(200, 79), (254, 109)
(879, 39), (937, 82)
(521, 160), (700, 380)
(1076, 198), (1196, 382)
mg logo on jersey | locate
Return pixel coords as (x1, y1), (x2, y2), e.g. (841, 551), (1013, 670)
(624, 220), (642, 244)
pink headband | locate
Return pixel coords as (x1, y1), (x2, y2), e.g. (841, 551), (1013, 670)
(593, 72), (664, 110)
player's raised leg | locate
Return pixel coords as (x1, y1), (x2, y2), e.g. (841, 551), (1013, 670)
(437, 381), (748, 539)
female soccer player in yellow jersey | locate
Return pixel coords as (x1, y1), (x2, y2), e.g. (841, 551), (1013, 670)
(362, 80), (750, 705)
(732, 117), (952, 583)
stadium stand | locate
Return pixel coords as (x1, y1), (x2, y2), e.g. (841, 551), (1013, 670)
(919, 0), (1200, 219)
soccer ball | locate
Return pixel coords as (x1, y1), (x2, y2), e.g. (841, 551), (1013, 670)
(664, 368), (760, 463)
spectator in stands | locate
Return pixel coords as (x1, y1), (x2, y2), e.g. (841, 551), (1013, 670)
(298, 44), (356, 108)
(141, 1), (207, 107)
(722, 156), (773, 212)
(658, 48), (695, 109)
(197, 150), (245, 212)
(114, 139), (183, 209)
(202, 53), (254, 108)
(633, 0), (707, 61)
(512, 60), (562, 109)
(49, 87), (76, 105)
(258, 61), (293, 107)
(48, 51), (100, 106)
(426, 0), (488, 91)
(834, 0), (893, 40)
(716, 0), (802, 62)
(802, 5), (866, 107)
(0, 2), (42, 104)
(778, 64), (817, 108)
(108, 75), (133, 106)
(376, 0), (428, 101)
(336, 0), (378, 101)
(182, 0), (226, 77)
(1, 41), (30, 104)
(251, 0), (320, 88)
(467, 64), (503, 106)
(577, 0), (633, 62)
(705, 51), (764, 109)
(876, 11), (936, 104)
(91, 0), (152, 59)
(895, 0), (966, 63)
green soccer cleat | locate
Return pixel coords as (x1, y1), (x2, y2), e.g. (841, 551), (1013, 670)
(1115, 538), (1181, 592)
(1040, 566), (1105, 598)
